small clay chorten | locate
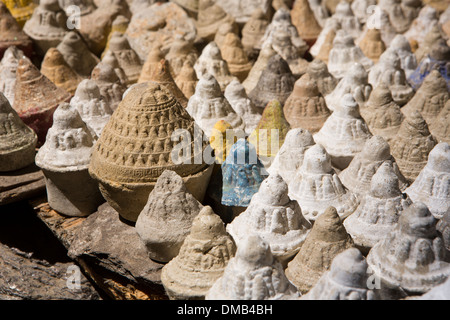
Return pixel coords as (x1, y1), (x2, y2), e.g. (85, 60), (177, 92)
(13, 58), (72, 145)
(0, 92), (37, 172)
(378, 0), (420, 34)
(343, 161), (413, 252)
(205, 234), (300, 300)
(366, 202), (450, 295)
(413, 24), (444, 64)
(305, 58), (338, 97)
(339, 135), (409, 196)
(247, 100), (291, 169)
(301, 248), (379, 300)
(331, 0), (363, 40)
(241, 8), (271, 57)
(358, 28), (386, 63)
(402, 70), (449, 124)
(175, 61), (198, 100)
(310, 18), (340, 59)
(186, 73), (245, 137)
(227, 174), (312, 265)
(22, 0), (69, 56)
(165, 36), (199, 79)
(56, 31), (100, 78)
(137, 58), (188, 108)
(242, 43), (277, 94)
(283, 73), (331, 133)
(195, 0), (236, 42)
(90, 62), (127, 112)
(350, 0), (377, 24)
(105, 32), (142, 86)
(0, 3), (33, 59)
(135, 170), (204, 263)
(101, 15), (130, 59)
(100, 50), (129, 86)
(69, 79), (113, 137)
(315, 28), (336, 63)
(314, 93), (373, 170)
(384, 34), (418, 79)
(214, 22), (240, 50)
(248, 55), (296, 110)
(2, 0), (37, 28)
(405, 142), (450, 219)
(327, 30), (374, 80)
(0, 46), (24, 106)
(209, 120), (237, 164)
(288, 144), (359, 221)
(194, 41), (237, 91)
(40, 48), (83, 96)
(220, 33), (253, 83)
(368, 50), (415, 106)
(161, 205), (236, 300)
(214, 0), (272, 25)
(224, 79), (261, 135)
(88, 82), (214, 222)
(285, 206), (355, 293)
(138, 45), (165, 84)
(389, 111), (438, 183)
(360, 84), (404, 143)
(267, 128), (315, 186)
(35, 103), (104, 217)
(291, 0), (322, 46)
(260, 8), (309, 58)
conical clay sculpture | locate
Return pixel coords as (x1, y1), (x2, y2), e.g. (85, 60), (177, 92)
(330, 0), (363, 40)
(385, 34), (418, 79)
(405, 142), (450, 219)
(2, 0), (37, 28)
(325, 62), (372, 112)
(378, 0), (420, 34)
(224, 80), (261, 135)
(402, 70), (449, 125)
(195, 0), (236, 42)
(283, 73), (331, 133)
(56, 31), (100, 78)
(105, 32), (142, 86)
(0, 3), (33, 59)
(343, 161), (413, 252)
(13, 58), (72, 145)
(35, 103), (104, 217)
(227, 174), (312, 265)
(194, 41), (237, 91)
(241, 8), (270, 58)
(327, 30), (373, 79)
(305, 58), (338, 97)
(0, 92), (37, 172)
(285, 206), (355, 293)
(339, 135), (409, 196)
(247, 100), (291, 169)
(390, 111), (438, 183)
(429, 100), (450, 144)
(100, 50), (128, 87)
(88, 82), (213, 222)
(69, 79), (113, 137)
(368, 50), (415, 106)
(161, 205), (236, 300)
(366, 202), (450, 295)
(403, 5), (440, 47)
(360, 84), (405, 143)
(175, 61), (198, 100)
(209, 120), (237, 164)
(135, 170), (204, 263)
(248, 55), (296, 110)
(0, 46), (24, 106)
(205, 234), (300, 300)
(22, 0), (69, 56)
(214, 22), (239, 50)
(165, 37), (199, 79)
(358, 28), (386, 63)
(301, 248), (379, 300)
(242, 43), (277, 94)
(413, 24), (444, 65)
(186, 73), (245, 137)
(214, 0), (272, 25)
(40, 48), (83, 96)
(267, 128), (315, 186)
(288, 144), (359, 221)
(90, 62), (127, 112)
(138, 58), (188, 108)
(291, 0), (322, 46)
(220, 33), (253, 83)
(314, 93), (373, 170)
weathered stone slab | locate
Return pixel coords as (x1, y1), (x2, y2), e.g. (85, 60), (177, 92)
(0, 164), (45, 205)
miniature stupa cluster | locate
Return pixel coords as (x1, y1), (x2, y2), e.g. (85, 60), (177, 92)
(0, 0), (449, 300)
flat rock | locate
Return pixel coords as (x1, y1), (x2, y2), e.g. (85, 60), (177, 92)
(0, 164), (45, 205)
